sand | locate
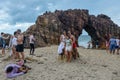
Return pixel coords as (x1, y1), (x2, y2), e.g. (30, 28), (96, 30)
(0, 45), (120, 80)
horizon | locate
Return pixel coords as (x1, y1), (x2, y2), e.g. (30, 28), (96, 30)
(0, 0), (120, 35)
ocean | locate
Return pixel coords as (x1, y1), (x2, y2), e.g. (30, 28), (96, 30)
(78, 35), (91, 48)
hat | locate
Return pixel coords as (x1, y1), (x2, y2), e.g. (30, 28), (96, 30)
(17, 29), (21, 32)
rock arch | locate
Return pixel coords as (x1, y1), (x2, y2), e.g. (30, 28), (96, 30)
(24, 9), (120, 48)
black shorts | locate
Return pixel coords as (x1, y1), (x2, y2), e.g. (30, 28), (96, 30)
(16, 44), (24, 52)
(115, 46), (119, 49)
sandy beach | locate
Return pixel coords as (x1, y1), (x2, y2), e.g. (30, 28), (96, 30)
(0, 45), (120, 80)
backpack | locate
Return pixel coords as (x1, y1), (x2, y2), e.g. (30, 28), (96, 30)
(0, 37), (3, 47)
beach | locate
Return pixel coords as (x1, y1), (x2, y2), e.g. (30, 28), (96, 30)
(0, 45), (120, 80)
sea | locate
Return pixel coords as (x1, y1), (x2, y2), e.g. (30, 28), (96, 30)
(78, 35), (91, 48)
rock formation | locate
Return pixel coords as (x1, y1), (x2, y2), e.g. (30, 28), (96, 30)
(24, 9), (120, 48)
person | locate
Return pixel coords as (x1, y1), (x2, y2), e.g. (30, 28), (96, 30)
(5, 60), (31, 78)
(11, 31), (18, 59)
(106, 40), (109, 53)
(65, 35), (72, 62)
(8, 35), (13, 57)
(95, 40), (99, 49)
(29, 33), (36, 55)
(16, 29), (25, 60)
(105, 34), (111, 53)
(68, 31), (79, 59)
(0, 32), (9, 56)
(115, 36), (120, 55)
(58, 31), (66, 60)
(5, 64), (26, 78)
(88, 41), (93, 49)
(109, 36), (117, 54)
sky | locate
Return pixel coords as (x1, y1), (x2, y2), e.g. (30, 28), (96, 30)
(0, 0), (120, 35)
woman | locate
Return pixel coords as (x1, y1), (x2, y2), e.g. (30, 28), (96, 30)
(5, 63), (27, 78)
(65, 35), (72, 62)
(11, 31), (18, 59)
(58, 31), (66, 60)
(29, 33), (35, 55)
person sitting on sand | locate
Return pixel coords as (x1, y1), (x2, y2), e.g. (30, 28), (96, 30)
(65, 35), (72, 62)
(5, 59), (31, 78)
(58, 31), (66, 60)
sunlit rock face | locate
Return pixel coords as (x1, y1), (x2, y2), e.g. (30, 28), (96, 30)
(24, 9), (120, 48)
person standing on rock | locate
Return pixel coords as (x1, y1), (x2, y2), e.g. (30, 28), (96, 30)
(16, 29), (25, 61)
(29, 33), (36, 55)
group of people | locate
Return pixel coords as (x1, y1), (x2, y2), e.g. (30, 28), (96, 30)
(58, 30), (79, 62)
(0, 29), (35, 78)
(106, 35), (120, 54)
(0, 29), (36, 59)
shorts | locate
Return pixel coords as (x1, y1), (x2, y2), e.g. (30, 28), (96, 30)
(72, 42), (77, 49)
(65, 46), (72, 51)
(109, 44), (116, 51)
(16, 44), (24, 52)
(0, 44), (6, 48)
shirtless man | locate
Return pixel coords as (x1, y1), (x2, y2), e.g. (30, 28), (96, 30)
(68, 31), (79, 59)
(16, 29), (25, 60)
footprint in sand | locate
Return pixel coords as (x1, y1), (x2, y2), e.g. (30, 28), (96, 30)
(101, 64), (108, 68)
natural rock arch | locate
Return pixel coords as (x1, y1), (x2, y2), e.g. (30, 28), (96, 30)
(24, 9), (120, 48)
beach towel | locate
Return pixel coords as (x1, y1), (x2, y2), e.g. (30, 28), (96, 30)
(58, 42), (65, 54)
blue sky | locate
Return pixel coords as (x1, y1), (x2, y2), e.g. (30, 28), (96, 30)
(0, 0), (120, 35)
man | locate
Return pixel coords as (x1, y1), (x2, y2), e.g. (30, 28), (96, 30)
(68, 31), (79, 59)
(16, 29), (25, 60)
(0, 32), (9, 56)
(109, 36), (117, 54)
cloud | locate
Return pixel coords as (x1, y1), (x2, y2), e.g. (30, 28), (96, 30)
(0, 0), (120, 34)
(0, 22), (34, 34)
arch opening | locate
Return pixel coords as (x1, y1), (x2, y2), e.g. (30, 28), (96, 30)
(78, 29), (92, 48)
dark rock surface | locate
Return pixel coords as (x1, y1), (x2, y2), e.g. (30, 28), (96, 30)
(24, 9), (120, 48)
